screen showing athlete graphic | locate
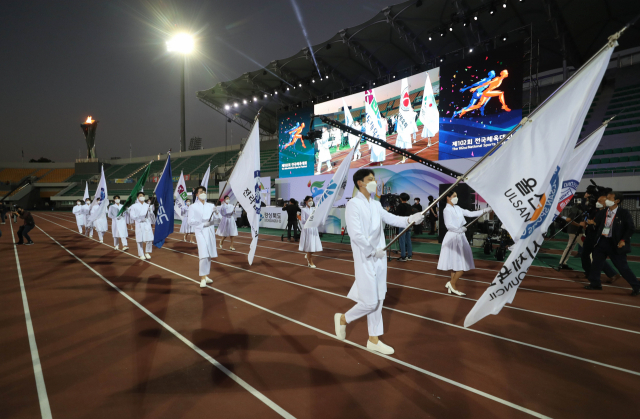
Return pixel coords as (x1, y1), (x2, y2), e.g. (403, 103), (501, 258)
(279, 108), (315, 178)
(438, 42), (523, 161)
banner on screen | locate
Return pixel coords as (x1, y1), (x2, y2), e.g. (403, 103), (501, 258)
(438, 42), (524, 161)
(279, 107), (314, 178)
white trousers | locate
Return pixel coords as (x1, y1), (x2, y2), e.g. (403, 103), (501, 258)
(86, 227), (94, 237)
(345, 299), (384, 337)
(136, 241), (152, 257)
(560, 233), (577, 265)
(97, 230), (104, 241)
(77, 224), (84, 233)
(114, 237), (128, 247)
(199, 258), (211, 276)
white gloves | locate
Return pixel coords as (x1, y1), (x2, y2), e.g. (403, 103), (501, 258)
(372, 248), (386, 259)
(459, 226), (467, 233)
(203, 221), (212, 228)
(484, 207), (492, 214)
(408, 213), (425, 226)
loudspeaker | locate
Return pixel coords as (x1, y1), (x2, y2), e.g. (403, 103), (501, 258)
(438, 183), (475, 243)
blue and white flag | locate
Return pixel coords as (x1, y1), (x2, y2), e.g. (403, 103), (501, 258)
(228, 119), (261, 265)
(463, 39), (615, 328)
(87, 165), (108, 223)
(153, 154), (174, 248)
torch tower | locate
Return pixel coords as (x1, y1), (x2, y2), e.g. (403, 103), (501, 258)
(80, 116), (98, 159)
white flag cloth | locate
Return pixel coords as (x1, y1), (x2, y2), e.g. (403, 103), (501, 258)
(228, 120), (261, 265)
(83, 182), (89, 201)
(87, 165), (108, 223)
(174, 171), (188, 220)
(201, 165), (211, 193)
(420, 73), (439, 138)
(342, 99), (360, 148)
(396, 78), (418, 149)
(463, 42), (615, 328)
(305, 145), (356, 229)
(364, 89), (387, 163)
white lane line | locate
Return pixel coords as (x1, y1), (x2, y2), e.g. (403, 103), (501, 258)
(9, 222), (53, 419)
(35, 214), (640, 378)
(34, 219), (551, 419)
(35, 225), (295, 419)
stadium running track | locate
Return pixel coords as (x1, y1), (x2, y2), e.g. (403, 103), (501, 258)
(2, 211), (639, 419)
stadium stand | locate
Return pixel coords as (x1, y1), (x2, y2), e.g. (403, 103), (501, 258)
(64, 173), (96, 183)
(36, 168), (75, 183)
(0, 168), (36, 183)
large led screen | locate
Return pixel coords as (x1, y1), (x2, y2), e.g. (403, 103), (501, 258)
(278, 107), (315, 178)
(438, 42), (524, 160)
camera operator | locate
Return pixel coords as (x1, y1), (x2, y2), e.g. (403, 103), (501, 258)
(0, 201), (7, 224)
(13, 207), (35, 245)
(581, 186), (619, 282)
(282, 198), (301, 242)
(555, 200), (585, 270)
(412, 197), (423, 235)
(393, 193), (414, 261)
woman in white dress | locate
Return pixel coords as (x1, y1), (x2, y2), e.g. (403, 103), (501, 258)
(180, 199), (195, 243)
(299, 196), (323, 268)
(216, 197), (238, 250)
(437, 191), (491, 296)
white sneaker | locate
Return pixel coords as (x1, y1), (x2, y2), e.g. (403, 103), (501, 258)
(200, 279), (207, 288)
(367, 339), (394, 355)
(145, 253), (151, 260)
(140, 256), (146, 260)
(122, 246), (129, 251)
(99, 239), (103, 243)
(334, 313), (346, 340)
(114, 245), (120, 250)
(205, 277), (213, 284)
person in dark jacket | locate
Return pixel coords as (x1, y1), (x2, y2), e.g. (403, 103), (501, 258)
(394, 193), (414, 261)
(585, 191), (638, 295)
(556, 202), (584, 270)
(580, 190), (619, 282)
(427, 195), (438, 235)
(282, 198), (301, 242)
(412, 197), (423, 235)
(14, 207), (35, 245)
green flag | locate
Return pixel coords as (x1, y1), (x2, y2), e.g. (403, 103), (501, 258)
(117, 162), (153, 216)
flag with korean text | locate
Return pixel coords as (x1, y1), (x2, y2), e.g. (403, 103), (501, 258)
(87, 165), (108, 223)
(174, 171), (188, 220)
(153, 154), (174, 248)
(463, 41), (615, 328)
(364, 89), (387, 162)
(419, 73), (439, 138)
(396, 78), (418, 147)
(228, 120), (261, 265)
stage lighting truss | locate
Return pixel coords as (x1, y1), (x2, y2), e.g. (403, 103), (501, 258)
(318, 115), (461, 179)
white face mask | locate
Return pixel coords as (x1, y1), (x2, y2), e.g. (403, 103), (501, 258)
(605, 199), (615, 207)
(451, 197), (459, 205)
(225, 199), (230, 204)
(365, 181), (377, 194)
(307, 201), (313, 207)
(115, 199), (120, 204)
(199, 193), (207, 201)
(138, 196), (145, 202)
(86, 201), (90, 205)
(186, 202), (190, 206)
(595, 202), (604, 209)
(77, 202), (81, 205)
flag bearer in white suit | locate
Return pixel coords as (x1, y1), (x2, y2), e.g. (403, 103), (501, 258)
(189, 186), (218, 288)
(334, 169), (424, 355)
(130, 192), (154, 260)
(82, 199), (93, 237)
(91, 198), (109, 243)
(316, 127), (333, 174)
(216, 196), (237, 250)
(180, 199), (195, 243)
(72, 200), (85, 233)
(437, 190), (492, 296)
(299, 196), (322, 268)
(108, 195), (129, 251)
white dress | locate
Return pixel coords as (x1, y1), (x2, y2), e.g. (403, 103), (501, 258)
(179, 206), (193, 233)
(108, 204), (128, 238)
(72, 204), (85, 227)
(317, 132), (332, 163)
(299, 207), (323, 252)
(130, 202), (154, 242)
(216, 203), (238, 237)
(188, 201), (218, 259)
(437, 205), (485, 271)
(346, 191), (409, 305)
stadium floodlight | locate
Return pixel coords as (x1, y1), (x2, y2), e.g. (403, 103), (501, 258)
(234, 102), (238, 107)
(287, 87), (290, 91)
(166, 33), (194, 54)
(490, 6), (496, 14)
(311, 79), (315, 83)
(264, 93), (268, 98)
(469, 48), (473, 53)
(253, 96), (258, 101)
(474, 13), (478, 20)
(428, 34), (432, 41)
(243, 99), (247, 104)
(325, 75), (329, 79)
(502, 33), (508, 42)
(298, 82), (302, 87)
(502, 1), (507, 8)
(225, 105), (230, 110)
(449, 25), (453, 31)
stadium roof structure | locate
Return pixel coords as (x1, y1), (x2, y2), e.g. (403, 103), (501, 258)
(197, 0), (640, 134)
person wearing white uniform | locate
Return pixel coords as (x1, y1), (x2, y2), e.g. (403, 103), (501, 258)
(180, 199), (195, 243)
(437, 191), (492, 296)
(299, 196), (322, 268)
(334, 169), (424, 355)
(316, 127), (332, 174)
(72, 200), (85, 233)
(349, 122), (362, 161)
(129, 192), (154, 260)
(108, 195), (129, 251)
(91, 198), (109, 243)
(189, 186), (218, 288)
(82, 199), (93, 237)
(217, 197), (237, 250)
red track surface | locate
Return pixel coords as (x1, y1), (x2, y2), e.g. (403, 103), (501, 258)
(2, 212), (639, 418)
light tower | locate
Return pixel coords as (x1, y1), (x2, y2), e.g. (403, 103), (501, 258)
(167, 33), (194, 153)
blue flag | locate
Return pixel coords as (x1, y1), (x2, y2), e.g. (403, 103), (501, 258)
(153, 154), (174, 248)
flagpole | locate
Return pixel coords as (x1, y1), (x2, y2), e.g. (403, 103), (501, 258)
(154, 151), (171, 194)
(382, 29), (626, 251)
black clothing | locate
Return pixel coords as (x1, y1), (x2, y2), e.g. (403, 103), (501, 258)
(427, 202), (438, 235)
(412, 203), (423, 234)
(20, 210), (35, 227)
(17, 225), (34, 244)
(592, 207), (634, 254)
(412, 203), (422, 213)
(395, 202), (413, 217)
(581, 205), (617, 278)
(282, 203), (301, 240)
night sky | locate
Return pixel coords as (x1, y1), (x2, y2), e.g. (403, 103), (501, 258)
(0, 0), (389, 163)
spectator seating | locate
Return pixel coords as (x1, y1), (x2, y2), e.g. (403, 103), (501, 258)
(0, 168), (36, 183)
(36, 168), (75, 183)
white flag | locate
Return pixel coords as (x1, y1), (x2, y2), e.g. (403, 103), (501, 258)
(419, 73), (439, 138)
(364, 90), (387, 163)
(174, 171), (188, 220)
(396, 78), (418, 149)
(201, 164), (211, 193)
(83, 182), (89, 201)
(228, 120), (261, 265)
(342, 99), (359, 148)
(305, 145), (356, 229)
(87, 165), (108, 223)
(463, 42), (615, 328)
